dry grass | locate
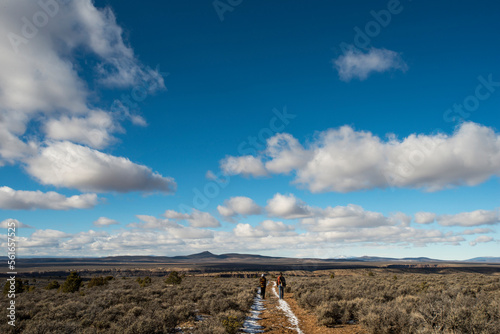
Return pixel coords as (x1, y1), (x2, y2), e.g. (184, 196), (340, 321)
(2, 270), (499, 333)
(0, 275), (256, 333)
(290, 271), (500, 333)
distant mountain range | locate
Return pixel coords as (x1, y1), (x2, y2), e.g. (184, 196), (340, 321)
(464, 257), (500, 263)
(9, 251), (500, 264)
(1, 251), (499, 277)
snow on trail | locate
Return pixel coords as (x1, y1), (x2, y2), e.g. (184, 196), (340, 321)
(272, 282), (304, 334)
(242, 289), (265, 333)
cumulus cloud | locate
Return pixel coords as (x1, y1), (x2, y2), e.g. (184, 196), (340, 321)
(0, 0), (162, 147)
(15, 229), (72, 249)
(319, 226), (465, 247)
(128, 215), (178, 229)
(93, 217), (119, 227)
(233, 219), (296, 239)
(217, 196), (262, 220)
(220, 156), (268, 177)
(415, 212), (437, 224)
(128, 215), (213, 239)
(0, 0), (172, 192)
(0, 186), (98, 210)
(25, 141), (176, 193)
(234, 224), (268, 238)
(44, 110), (118, 149)
(334, 47), (408, 81)
(469, 236), (494, 246)
(188, 210), (221, 228)
(301, 204), (396, 231)
(461, 228), (494, 235)
(162, 209), (220, 228)
(0, 219), (34, 229)
(266, 193), (312, 219)
(163, 210), (190, 220)
(259, 220), (295, 232)
(220, 122), (500, 193)
(437, 209), (499, 227)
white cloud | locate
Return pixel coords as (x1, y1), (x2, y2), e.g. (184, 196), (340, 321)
(469, 236), (494, 246)
(264, 133), (311, 174)
(0, 186), (98, 210)
(319, 226), (465, 247)
(259, 220), (294, 232)
(461, 228), (494, 235)
(220, 156), (268, 177)
(163, 209), (220, 228)
(415, 212), (437, 224)
(93, 217), (119, 227)
(61, 230), (110, 250)
(14, 229), (72, 249)
(437, 209), (499, 227)
(389, 212), (412, 227)
(163, 210), (190, 220)
(206, 170), (217, 180)
(232, 219), (296, 239)
(266, 193), (312, 219)
(220, 122), (500, 193)
(334, 47), (408, 81)
(25, 141), (176, 193)
(128, 215), (178, 229)
(0, 219), (34, 229)
(44, 110), (118, 149)
(128, 215), (213, 239)
(217, 196), (262, 220)
(188, 210), (221, 228)
(31, 229), (71, 239)
(234, 224), (267, 238)
(169, 227), (213, 240)
(0, 111), (38, 164)
(302, 204), (396, 231)
(0, 0), (169, 189)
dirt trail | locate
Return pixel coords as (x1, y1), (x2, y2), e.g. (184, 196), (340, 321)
(252, 283), (367, 334)
(256, 283), (301, 333)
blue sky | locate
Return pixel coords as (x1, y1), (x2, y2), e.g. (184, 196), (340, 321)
(0, 0), (499, 259)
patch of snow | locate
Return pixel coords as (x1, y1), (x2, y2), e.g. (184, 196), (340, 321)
(242, 289), (265, 333)
(272, 282), (304, 334)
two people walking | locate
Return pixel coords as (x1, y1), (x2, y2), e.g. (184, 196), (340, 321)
(259, 272), (286, 300)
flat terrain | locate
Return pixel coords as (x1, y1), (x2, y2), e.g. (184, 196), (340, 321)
(1, 253), (499, 333)
(3, 252), (499, 278)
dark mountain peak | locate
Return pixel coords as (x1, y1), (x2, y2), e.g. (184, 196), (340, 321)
(188, 251), (218, 258)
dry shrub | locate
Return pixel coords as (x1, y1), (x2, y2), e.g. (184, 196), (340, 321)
(45, 280), (60, 290)
(0, 275), (257, 333)
(219, 309), (245, 334)
(290, 272), (500, 333)
(87, 276), (108, 288)
(191, 316), (226, 334)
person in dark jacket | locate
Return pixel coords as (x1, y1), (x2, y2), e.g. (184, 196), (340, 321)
(259, 274), (267, 299)
(277, 272), (286, 299)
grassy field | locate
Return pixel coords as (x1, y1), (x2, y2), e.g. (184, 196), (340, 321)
(1, 269), (499, 333)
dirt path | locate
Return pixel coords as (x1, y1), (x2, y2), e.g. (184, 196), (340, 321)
(256, 283), (301, 333)
(249, 283), (367, 334)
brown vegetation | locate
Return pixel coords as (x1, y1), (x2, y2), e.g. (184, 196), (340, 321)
(290, 271), (500, 333)
(0, 274), (255, 333)
(1, 269), (499, 333)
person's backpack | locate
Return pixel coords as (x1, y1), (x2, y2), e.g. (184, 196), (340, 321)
(279, 276), (286, 287)
(260, 277), (266, 287)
